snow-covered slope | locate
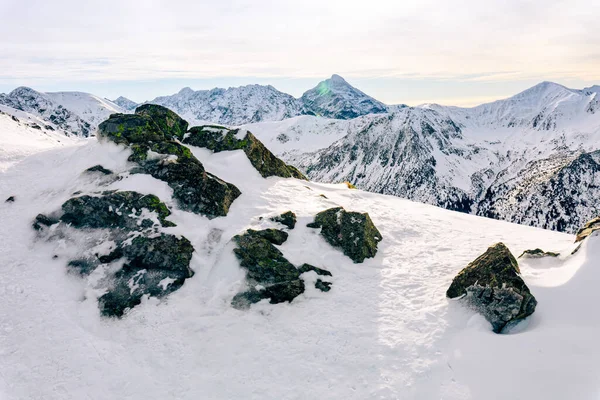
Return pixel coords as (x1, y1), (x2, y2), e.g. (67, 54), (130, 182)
(300, 74), (389, 119)
(0, 87), (125, 136)
(0, 105), (81, 171)
(3, 115), (599, 399)
(249, 82), (600, 233)
(148, 85), (303, 126)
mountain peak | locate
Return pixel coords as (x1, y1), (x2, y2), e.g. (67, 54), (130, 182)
(329, 74), (347, 83)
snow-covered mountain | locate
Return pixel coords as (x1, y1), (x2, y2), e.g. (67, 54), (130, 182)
(247, 81), (600, 233)
(300, 74), (389, 119)
(2, 106), (599, 399)
(147, 84), (303, 126)
(0, 87), (125, 136)
(112, 96), (138, 111)
(142, 74), (390, 125)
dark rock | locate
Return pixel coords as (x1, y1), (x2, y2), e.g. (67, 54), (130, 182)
(30, 123), (41, 130)
(32, 213), (59, 231)
(231, 228), (332, 308)
(85, 165), (113, 175)
(184, 126), (307, 180)
(271, 211), (297, 229)
(60, 191), (175, 230)
(298, 263), (332, 276)
(246, 228), (289, 245)
(446, 242), (537, 333)
(315, 279), (332, 292)
(97, 113), (165, 145)
(518, 248), (560, 258)
(98, 233), (194, 317)
(5, 196), (15, 202)
(44, 124), (54, 131)
(67, 259), (98, 277)
(575, 216), (600, 242)
(11, 115), (19, 122)
(307, 207), (382, 263)
(97, 110), (241, 219)
(134, 104), (188, 140)
(140, 157), (240, 218)
(233, 229), (299, 284)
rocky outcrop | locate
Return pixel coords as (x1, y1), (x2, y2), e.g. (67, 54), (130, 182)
(518, 248), (560, 258)
(98, 234), (194, 317)
(447, 243), (537, 333)
(97, 105), (241, 218)
(183, 125), (307, 180)
(271, 211), (297, 229)
(307, 207), (382, 263)
(575, 216), (600, 242)
(85, 165), (113, 175)
(231, 229), (332, 309)
(34, 189), (195, 317)
(60, 191), (175, 230)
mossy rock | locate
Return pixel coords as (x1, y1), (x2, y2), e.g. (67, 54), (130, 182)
(184, 126), (307, 180)
(447, 242), (537, 333)
(134, 104), (188, 140)
(271, 211), (297, 229)
(140, 158), (241, 218)
(60, 191), (175, 230)
(518, 248), (560, 258)
(231, 228), (332, 308)
(575, 216), (600, 242)
(307, 207), (382, 263)
(233, 229), (298, 284)
(97, 111), (242, 219)
(98, 233), (194, 317)
(97, 113), (164, 145)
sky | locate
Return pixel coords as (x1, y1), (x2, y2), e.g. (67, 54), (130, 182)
(0, 0), (598, 106)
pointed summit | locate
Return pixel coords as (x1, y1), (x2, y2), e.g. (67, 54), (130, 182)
(112, 96), (138, 110)
(300, 75), (388, 119)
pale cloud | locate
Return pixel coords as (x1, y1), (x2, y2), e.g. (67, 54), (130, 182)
(0, 0), (598, 103)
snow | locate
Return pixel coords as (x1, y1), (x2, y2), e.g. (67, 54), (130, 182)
(1, 122), (597, 399)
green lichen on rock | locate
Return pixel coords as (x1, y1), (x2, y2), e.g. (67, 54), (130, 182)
(231, 228), (332, 309)
(307, 207), (382, 263)
(184, 125), (307, 180)
(60, 191), (175, 230)
(518, 248), (560, 258)
(97, 113), (164, 145)
(97, 107), (241, 219)
(575, 216), (600, 242)
(447, 242), (537, 333)
(271, 211), (297, 229)
(134, 104), (188, 140)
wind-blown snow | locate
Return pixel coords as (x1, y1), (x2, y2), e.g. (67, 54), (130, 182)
(0, 123), (597, 399)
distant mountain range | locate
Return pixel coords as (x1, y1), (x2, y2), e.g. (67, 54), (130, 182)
(1, 76), (598, 233)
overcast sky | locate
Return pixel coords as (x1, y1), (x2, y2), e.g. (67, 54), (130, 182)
(0, 0), (598, 106)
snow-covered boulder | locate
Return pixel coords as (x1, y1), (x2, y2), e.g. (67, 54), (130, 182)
(307, 207), (382, 263)
(575, 216), (600, 242)
(97, 106), (241, 218)
(183, 125), (307, 180)
(33, 190), (194, 317)
(231, 228), (332, 309)
(447, 242), (537, 333)
(270, 211), (297, 229)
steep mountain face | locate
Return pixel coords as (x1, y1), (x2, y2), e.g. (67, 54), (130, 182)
(300, 74), (389, 119)
(249, 82), (600, 233)
(148, 85), (302, 126)
(143, 75), (389, 125)
(0, 87), (124, 136)
(112, 96), (138, 111)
